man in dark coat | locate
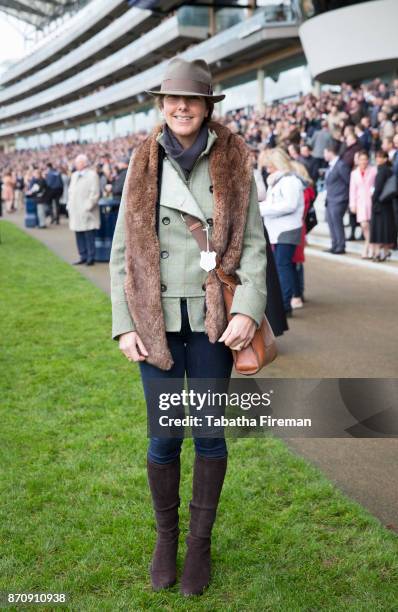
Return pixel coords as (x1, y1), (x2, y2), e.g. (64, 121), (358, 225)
(45, 162), (64, 224)
(300, 143), (319, 187)
(112, 157), (129, 200)
(309, 120), (332, 180)
(324, 140), (351, 254)
(340, 129), (362, 170)
(358, 116), (373, 152)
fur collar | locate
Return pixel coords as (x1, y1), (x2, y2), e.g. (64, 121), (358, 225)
(123, 120), (253, 370)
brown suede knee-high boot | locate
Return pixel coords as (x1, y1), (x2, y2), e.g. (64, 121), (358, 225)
(180, 454), (227, 596)
(147, 457), (180, 591)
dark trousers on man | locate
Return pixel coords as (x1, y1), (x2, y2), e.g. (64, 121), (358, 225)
(326, 201), (347, 252)
(50, 189), (62, 224)
(75, 230), (96, 263)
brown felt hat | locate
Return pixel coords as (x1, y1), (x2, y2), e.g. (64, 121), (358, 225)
(145, 57), (225, 102)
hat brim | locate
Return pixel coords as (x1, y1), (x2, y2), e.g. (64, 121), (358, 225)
(145, 89), (225, 102)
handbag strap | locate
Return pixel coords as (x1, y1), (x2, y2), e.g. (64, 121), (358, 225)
(155, 147), (231, 283)
(182, 213), (238, 288)
(183, 213), (214, 251)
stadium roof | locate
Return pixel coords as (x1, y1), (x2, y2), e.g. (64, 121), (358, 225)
(0, 0), (264, 29)
(128, 1), (262, 12)
(0, 0), (87, 29)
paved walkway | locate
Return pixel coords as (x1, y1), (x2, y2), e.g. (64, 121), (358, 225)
(3, 210), (398, 532)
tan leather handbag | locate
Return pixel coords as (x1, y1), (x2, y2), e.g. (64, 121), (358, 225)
(183, 214), (277, 375)
(215, 265), (277, 375)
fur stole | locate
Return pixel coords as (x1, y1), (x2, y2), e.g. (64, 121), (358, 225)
(123, 120), (253, 370)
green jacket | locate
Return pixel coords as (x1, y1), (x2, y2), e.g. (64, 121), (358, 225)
(109, 127), (267, 340)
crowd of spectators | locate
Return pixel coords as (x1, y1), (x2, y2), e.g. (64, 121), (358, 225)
(1, 79), (397, 261)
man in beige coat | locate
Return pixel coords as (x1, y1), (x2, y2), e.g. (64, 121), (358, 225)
(67, 154), (100, 266)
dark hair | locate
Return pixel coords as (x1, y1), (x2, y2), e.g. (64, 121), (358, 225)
(205, 101), (215, 122)
(155, 95), (214, 122)
(357, 149), (369, 158)
(375, 149), (389, 161)
(325, 139), (341, 156)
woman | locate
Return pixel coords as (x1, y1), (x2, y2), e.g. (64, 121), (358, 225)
(26, 168), (49, 228)
(259, 148), (304, 317)
(290, 160), (316, 308)
(349, 150), (377, 259)
(2, 171), (15, 213)
(109, 58), (267, 596)
(251, 148), (288, 336)
(369, 149), (397, 261)
(13, 171), (25, 212)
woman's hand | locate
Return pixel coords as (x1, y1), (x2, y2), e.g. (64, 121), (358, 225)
(119, 331), (149, 362)
(218, 314), (257, 351)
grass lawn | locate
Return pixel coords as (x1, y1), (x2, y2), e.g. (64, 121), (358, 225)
(0, 220), (397, 611)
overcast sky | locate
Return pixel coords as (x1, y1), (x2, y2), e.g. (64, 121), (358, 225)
(0, 15), (26, 70)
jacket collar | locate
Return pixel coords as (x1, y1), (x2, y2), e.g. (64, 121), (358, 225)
(156, 126), (218, 223)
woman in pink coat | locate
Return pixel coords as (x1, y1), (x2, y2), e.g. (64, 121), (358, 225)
(349, 150), (377, 259)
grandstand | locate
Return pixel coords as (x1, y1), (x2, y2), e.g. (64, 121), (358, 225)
(0, 1), (302, 149)
(0, 0), (397, 151)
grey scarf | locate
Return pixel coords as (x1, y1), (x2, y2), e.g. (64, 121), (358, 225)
(163, 122), (208, 178)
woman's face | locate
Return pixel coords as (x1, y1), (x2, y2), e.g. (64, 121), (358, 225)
(162, 95), (208, 138)
(266, 161), (278, 174)
(358, 154), (368, 170)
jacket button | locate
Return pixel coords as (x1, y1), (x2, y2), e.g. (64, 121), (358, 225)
(160, 250), (169, 259)
(161, 283), (167, 292)
(162, 217), (170, 225)
(202, 283), (206, 291)
(206, 217), (213, 226)
(209, 185), (214, 193)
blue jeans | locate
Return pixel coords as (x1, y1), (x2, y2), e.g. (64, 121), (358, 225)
(293, 263), (304, 299)
(139, 299), (233, 464)
(75, 230), (96, 262)
(273, 243), (297, 312)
